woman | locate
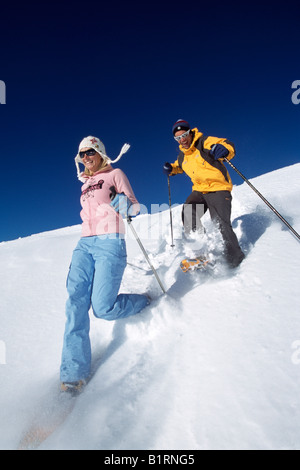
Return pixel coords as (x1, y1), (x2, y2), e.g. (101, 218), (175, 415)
(60, 136), (149, 393)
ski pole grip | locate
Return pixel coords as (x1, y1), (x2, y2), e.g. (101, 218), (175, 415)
(109, 185), (117, 201)
(110, 185), (132, 223)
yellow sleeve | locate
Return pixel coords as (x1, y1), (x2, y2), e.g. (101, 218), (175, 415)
(203, 136), (236, 161)
(170, 159), (184, 175)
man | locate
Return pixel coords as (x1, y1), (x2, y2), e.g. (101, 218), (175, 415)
(163, 119), (244, 268)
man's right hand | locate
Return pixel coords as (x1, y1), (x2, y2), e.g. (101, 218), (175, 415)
(163, 162), (173, 175)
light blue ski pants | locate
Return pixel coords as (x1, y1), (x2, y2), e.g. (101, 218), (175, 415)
(60, 235), (149, 382)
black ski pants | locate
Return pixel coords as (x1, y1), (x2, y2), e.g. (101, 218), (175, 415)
(182, 190), (245, 267)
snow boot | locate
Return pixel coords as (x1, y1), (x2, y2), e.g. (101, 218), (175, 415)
(61, 380), (86, 394)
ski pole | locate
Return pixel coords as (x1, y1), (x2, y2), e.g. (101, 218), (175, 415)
(224, 158), (300, 241)
(167, 175), (175, 247)
(126, 216), (166, 294)
(109, 186), (166, 294)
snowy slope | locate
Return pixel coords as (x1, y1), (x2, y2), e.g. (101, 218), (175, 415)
(0, 164), (300, 450)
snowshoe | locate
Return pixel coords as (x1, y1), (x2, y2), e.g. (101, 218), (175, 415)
(180, 257), (210, 273)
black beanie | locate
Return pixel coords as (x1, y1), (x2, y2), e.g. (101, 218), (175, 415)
(172, 119), (190, 135)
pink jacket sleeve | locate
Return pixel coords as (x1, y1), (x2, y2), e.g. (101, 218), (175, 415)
(112, 169), (140, 216)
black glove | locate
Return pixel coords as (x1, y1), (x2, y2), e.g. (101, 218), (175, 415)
(210, 144), (229, 160)
(163, 162), (172, 175)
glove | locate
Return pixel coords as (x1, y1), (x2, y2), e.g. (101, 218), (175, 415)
(210, 144), (229, 160)
(163, 162), (173, 175)
(110, 192), (133, 218)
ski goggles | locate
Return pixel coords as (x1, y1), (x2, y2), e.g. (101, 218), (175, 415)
(79, 148), (98, 159)
(174, 129), (191, 142)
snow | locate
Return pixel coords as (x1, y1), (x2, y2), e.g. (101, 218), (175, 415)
(0, 163), (300, 450)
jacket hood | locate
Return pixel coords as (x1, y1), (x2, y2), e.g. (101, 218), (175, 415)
(79, 164), (114, 183)
(179, 128), (203, 152)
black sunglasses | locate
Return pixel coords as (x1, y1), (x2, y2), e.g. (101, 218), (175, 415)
(79, 148), (97, 159)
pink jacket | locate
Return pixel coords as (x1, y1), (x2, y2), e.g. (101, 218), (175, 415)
(79, 165), (140, 237)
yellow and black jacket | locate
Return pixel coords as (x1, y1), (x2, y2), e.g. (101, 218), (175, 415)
(170, 128), (235, 193)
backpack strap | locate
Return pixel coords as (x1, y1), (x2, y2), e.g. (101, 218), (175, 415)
(195, 136), (230, 183)
(177, 151), (184, 169)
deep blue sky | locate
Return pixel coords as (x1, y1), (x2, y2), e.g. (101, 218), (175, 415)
(1, 0), (299, 242)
